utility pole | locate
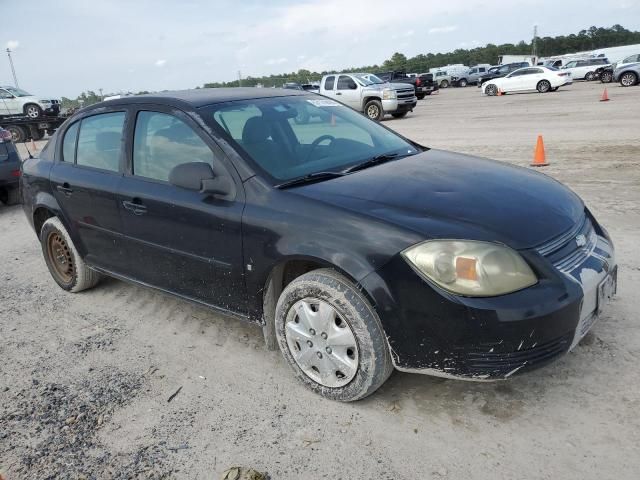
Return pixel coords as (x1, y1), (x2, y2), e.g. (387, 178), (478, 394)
(532, 25), (538, 58)
(6, 48), (19, 87)
(99, 88), (103, 101)
(237, 70), (242, 87)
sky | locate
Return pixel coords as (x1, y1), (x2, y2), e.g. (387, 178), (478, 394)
(1, 0), (640, 98)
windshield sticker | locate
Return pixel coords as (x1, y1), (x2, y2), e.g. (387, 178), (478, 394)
(306, 99), (342, 107)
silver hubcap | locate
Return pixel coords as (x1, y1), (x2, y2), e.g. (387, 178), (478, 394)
(285, 298), (359, 388)
(488, 85), (497, 95)
(27, 106), (39, 118)
(622, 74), (634, 86)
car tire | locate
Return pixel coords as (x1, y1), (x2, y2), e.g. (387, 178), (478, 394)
(40, 217), (101, 292)
(585, 71), (596, 81)
(601, 71), (613, 83)
(537, 80), (551, 93)
(485, 84), (498, 96)
(274, 268), (393, 401)
(440, 80), (449, 88)
(391, 112), (408, 119)
(620, 72), (638, 87)
(458, 79), (468, 87)
(5, 125), (26, 143)
(416, 94), (425, 100)
(364, 99), (384, 121)
(24, 104), (43, 119)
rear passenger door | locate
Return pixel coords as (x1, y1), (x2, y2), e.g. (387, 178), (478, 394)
(117, 105), (247, 313)
(49, 108), (130, 272)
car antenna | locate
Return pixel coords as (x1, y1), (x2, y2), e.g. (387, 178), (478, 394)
(23, 139), (34, 159)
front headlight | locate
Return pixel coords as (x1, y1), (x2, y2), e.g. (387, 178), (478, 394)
(39, 100), (52, 104)
(402, 240), (537, 297)
(382, 88), (396, 100)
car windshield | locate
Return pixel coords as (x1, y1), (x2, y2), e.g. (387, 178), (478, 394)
(4, 87), (32, 97)
(355, 74), (384, 85)
(204, 96), (419, 183)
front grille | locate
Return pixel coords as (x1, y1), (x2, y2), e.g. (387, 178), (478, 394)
(397, 93), (415, 100)
(464, 333), (572, 376)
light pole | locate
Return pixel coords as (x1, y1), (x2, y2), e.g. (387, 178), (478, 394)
(6, 48), (19, 87)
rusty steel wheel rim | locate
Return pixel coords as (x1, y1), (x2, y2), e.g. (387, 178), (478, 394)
(47, 231), (74, 283)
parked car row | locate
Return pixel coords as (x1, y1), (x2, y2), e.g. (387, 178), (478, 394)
(595, 53), (640, 86)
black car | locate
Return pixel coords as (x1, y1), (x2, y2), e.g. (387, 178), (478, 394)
(375, 71), (433, 99)
(0, 128), (21, 205)
(21, 88), (617, 401)
(477, 62), (531, 86)
(596, 65), (614, 83)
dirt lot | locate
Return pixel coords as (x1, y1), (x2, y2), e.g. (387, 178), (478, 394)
(2, 81), (639, 479)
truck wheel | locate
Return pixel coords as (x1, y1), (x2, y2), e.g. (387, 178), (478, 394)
(40, 217), (102, 292)
(440, 80), (449, 88)
(24, 104), (43, 119)
(274, 268), (393, 401)
(458, 78), (468, 87)
(416, 94), (425, 100)
(536, 80), (551, 93)
(585, 71), (596, 81)
(5, 125), (26, 143)
(391, 112), (408, 119)
(364, 100), (384, 121)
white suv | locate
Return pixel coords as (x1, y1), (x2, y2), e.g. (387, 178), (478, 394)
(561, 58), (611, 81)
(0, 86), (61, 118)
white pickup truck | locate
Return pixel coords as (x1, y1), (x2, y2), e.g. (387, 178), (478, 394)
(319, 73), (417, 121)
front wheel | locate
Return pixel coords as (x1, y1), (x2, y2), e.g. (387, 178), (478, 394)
(364, 99), (384, 121)
(601, 71), (613, 83)
(275, 269), (393, 401)
(40, 217), (101, 292)
(585, 71), (596, 81)
(391, 111), (408, 119)
(440, 80), (449, 88)
(24, 104), (43, 119)
(458, 79), (468, 87)
(620, 72), (638, 87)
(485, 84), (498, 96)
(537, 80), (551, 93)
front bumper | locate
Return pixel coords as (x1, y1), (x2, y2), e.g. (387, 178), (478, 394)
(382, 97), (417, 114)
(360, 212), (616, 380)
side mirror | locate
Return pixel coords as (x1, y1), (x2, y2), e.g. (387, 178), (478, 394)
(350, 83), (358, 90)
(169, 162), (234, 198)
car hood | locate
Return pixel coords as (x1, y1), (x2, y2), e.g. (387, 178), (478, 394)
(292, 150), (584, 250)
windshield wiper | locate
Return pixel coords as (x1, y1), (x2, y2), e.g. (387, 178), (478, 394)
(275, 171), (346, 189)
(342, 153), (406, 174)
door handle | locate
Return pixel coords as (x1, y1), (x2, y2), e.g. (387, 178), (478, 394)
(122, 199), (147, 215)
(56, 183), (73, 197)
(335, 92), (342, 95)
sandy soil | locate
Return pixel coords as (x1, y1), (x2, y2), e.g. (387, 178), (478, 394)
(1, 80), (639, 479)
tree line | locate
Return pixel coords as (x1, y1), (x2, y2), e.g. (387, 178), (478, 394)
(203, 24), (640, 88)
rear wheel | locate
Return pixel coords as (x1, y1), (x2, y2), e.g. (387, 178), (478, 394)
(440, 80), (449, 88)
(537, 80), (551, 93)
(24, 103), (43, 119)
(600, 71), (613, 83)
(5, 125), (26, 143)
(458, 78), (468, 87)
(391, 112), (408, 119)
(416, 94), (425, 100)
(0, 187), (20, 206)
(585, 71), (596, 81)
(40, 217), (101, 292)
(364, 99), (384, 121)
(275, 269), (393, 401)
(620, 72), (638, 87)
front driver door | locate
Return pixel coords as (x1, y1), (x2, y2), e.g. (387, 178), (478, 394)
(335, 75), (361, 109)
(117, 106), (247, 314)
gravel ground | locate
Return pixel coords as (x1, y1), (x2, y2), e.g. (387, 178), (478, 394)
(1, 80), (639, 479)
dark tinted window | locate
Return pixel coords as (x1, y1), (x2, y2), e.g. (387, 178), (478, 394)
(62, 122), (79, 163)
(576, 61), (587, 67)
(0, 89), (12, 100)
(324, 76), (335, 90)
(133, 111), (214, 182)
(479, 67), (486, 73)
(337, 75), (357, 90)
(76, 112), (125, 172)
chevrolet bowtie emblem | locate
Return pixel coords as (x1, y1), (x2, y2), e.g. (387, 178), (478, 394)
(575, 234), (587, 247)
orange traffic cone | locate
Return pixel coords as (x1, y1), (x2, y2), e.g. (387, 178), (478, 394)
(531, 135), (549, 167)
(600, 88), (610, 102)
(497, 88), (504, 96)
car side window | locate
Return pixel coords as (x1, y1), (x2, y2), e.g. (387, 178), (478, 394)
(337, 75), (357, 90)
(133, 111), (214, 182)
(324, 76), (335, 90)
(0, 89), (12, 100)
(576, 61), (587, 67)
(75, 112), (125, 172)
(565, 61), (577, 68)
(62, 122), (80, 163)
(479, 68), (486, 73)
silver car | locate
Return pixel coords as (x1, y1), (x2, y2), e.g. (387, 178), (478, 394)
(614, 62), (640, 87)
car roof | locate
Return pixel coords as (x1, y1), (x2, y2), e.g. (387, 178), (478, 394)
(87, 87), (310, 110)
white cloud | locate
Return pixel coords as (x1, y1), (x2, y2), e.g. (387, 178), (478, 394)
(428, 25), (459, 34)
(265, 57), (288, 65)
(154, 59), (167, 67)
(6, 40), (19, 50)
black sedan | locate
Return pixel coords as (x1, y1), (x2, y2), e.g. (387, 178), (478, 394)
(20, 88), (617, 401)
